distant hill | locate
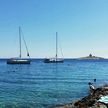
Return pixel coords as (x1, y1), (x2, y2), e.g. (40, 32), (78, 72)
(78, 54), (104, 60)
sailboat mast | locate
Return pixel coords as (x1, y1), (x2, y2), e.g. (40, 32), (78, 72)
(56, 32), (58, 60)
(19, 26), (21, 58)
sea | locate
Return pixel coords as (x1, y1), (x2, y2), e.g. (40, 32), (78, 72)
(0, 59), (108, 108)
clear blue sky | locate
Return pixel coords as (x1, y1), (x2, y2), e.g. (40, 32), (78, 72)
(0, 0), (108, 58)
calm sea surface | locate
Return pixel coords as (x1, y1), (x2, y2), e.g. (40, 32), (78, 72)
(0, 59), (108, 108)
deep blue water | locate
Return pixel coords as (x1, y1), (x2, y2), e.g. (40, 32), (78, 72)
(0, 59), (108, 108)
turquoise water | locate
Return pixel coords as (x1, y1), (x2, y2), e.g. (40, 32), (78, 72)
(0, 59), (108, 108)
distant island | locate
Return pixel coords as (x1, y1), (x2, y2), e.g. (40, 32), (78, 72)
(78, 54), (104, 60)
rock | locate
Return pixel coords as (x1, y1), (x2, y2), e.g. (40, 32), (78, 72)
(54, 85), (108, 108)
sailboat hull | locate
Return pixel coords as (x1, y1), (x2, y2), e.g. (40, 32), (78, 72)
(7, 59), (31, 64)
(44, 58), (63, 63)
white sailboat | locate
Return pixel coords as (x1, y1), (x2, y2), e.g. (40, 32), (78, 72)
(44, 32), (64, 63)
(7, 27), (31, 64)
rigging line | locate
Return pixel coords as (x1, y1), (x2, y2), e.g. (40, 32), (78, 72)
(59, 38), (64, 59)
(20, 28), (30, 58)
(19, 26), (21, 58)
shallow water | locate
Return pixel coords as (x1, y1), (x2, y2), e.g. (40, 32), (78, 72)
(0, 59), (108, 108)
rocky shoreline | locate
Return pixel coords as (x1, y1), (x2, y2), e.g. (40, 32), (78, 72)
(54, 84), (108, 108)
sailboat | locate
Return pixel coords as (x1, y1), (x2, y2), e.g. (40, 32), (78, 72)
(44, 32), (64, 63)
(7, 27), (31, 64)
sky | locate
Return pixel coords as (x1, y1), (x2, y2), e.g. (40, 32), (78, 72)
(0, 0), (108, 58)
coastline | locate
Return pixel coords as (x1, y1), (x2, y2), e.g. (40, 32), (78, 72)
(54, 84), (108, 108)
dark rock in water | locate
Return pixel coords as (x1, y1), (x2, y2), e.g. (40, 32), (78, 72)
(54, 85), (108, 108)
